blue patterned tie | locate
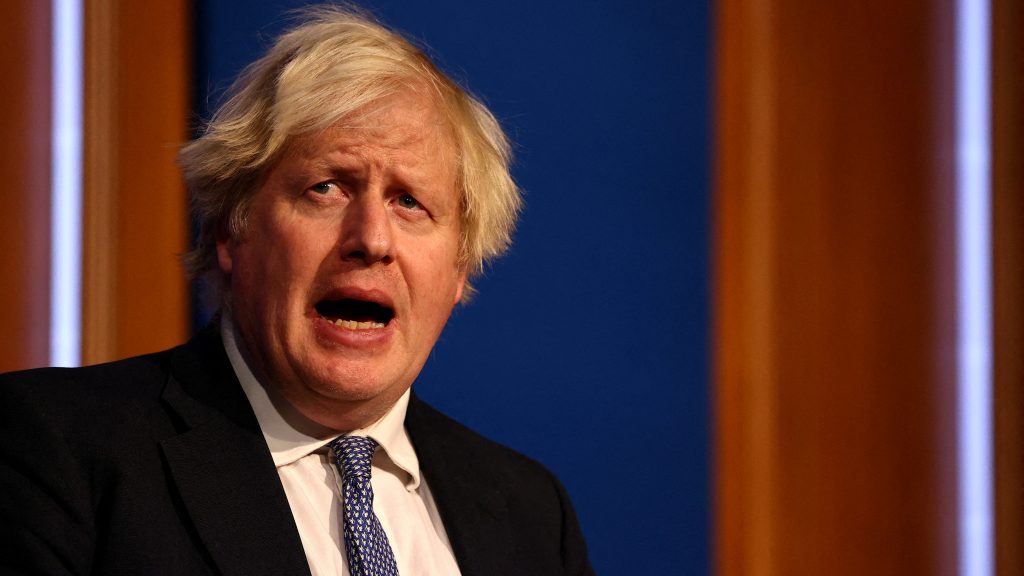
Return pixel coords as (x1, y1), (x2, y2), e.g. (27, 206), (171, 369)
(329, 436), (400, 576)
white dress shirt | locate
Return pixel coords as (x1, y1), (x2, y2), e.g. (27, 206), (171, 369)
(222, 320), (462, 576)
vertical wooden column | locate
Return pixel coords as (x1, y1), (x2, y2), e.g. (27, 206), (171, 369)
(83, 0), (190, 364)
(714, 0), (959, 574)
(0, 1), (51, 372)
(993, 0), (1023, 572)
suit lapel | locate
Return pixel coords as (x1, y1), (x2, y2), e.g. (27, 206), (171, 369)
(406, 395), (518, 576)
(158, 327), (311, 576)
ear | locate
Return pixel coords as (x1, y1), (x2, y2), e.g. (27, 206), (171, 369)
(216, 235), (234, 275)
(452, 271), (467, 306)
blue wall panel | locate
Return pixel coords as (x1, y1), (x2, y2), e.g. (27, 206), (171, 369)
(193, 2), (709, 572)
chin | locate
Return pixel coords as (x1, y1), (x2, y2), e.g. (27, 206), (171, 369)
(305, 363), (402, 402)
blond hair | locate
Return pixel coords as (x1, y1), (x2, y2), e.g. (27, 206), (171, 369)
(179, 5), (521, 299)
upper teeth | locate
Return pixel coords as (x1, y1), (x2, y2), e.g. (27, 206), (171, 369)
(331, 318), (385, 330)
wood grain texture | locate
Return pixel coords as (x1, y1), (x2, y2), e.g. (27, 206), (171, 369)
(83, 0), (190, 364)
(993, 0), (1023, 573)
(0, 1), (51, 372)
(714, 0), (959, 573)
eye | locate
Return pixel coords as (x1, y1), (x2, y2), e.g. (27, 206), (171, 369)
(396, 193), (421, 210)
(309, 181), (336, 195)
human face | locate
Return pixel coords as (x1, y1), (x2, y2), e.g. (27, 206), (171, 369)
(217, 90), (466, 431)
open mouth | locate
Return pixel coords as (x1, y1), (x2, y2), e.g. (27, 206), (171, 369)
(315, 298), (395, 330)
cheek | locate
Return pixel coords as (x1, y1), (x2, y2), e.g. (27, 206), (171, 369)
(416, 266), (464, 321)
(228, 236), (288, 301)
(243, 220), (323, 276)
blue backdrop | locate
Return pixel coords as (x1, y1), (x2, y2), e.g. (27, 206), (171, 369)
(192, 2), (709, 572)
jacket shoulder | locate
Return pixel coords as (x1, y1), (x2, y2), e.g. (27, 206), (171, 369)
(406, 394), (595, 575)
(406, 394), (553, 479)
(0, 348), (178, 428)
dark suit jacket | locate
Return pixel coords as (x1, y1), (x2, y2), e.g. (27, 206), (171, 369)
(0, 326), (593, 575)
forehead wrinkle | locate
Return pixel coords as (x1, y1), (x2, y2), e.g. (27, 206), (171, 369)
(328, 122), (453, 186)
(278, 90), (458, 200)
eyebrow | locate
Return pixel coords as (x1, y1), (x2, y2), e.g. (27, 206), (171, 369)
(300, 157), (447, 200)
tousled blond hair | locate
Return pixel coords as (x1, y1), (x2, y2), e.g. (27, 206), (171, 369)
(179, 5), (521, 299)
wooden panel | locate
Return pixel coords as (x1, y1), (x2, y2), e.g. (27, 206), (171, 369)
(993, 0), (1023, 572)
(714, 0), (959, 574)
(0, 1), (51, 372)
(83, 0), (190, 364)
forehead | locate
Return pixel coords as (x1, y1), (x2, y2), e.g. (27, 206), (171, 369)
(279, 89), (458, 183)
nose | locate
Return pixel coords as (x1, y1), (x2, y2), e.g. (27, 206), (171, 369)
(338, 195), (394, 265)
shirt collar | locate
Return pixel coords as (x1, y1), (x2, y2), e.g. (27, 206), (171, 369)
(221, 318), (422, 491)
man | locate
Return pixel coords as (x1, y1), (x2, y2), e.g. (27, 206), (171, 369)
(0, 6), (593, 575)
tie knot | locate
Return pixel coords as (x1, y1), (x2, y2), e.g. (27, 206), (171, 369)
(330, 435), (378, 481)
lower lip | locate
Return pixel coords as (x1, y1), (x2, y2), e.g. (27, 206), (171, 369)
(312, 315), (395, 349)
